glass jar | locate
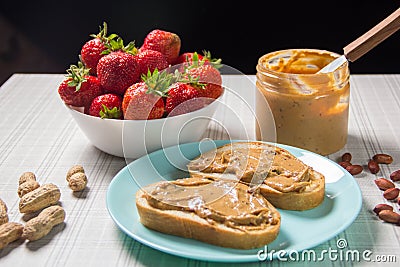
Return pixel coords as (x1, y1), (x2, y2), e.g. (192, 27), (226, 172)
(256, 49), (350, 155)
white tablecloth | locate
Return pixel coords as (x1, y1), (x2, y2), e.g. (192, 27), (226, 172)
(0, 74), (400, 266)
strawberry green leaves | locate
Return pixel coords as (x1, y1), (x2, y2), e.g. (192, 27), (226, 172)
(89, 22), (117, 43)
(142, 69), (175, 97)
(202, 50), (222, 69)
(143, 68), (205, 97)
(66, 61), (90, 91)
(102, 36), (138, 56)
(99, 104), (122, 119)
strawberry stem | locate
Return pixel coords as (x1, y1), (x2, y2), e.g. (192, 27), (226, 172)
(89, 22), (119, 48)
(99, 104), (122, 119)
(66, 61), (90, 91)
(202, 50), (222, 69)
(144, 68), (206, 97)
(90, 22), (108, 41)
(102, 36), (138, 55)
(143, 69), (174, 97)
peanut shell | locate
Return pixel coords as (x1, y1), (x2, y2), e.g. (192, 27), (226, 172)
(19, 183), (61, 213)
(0, 198), (8, 226)
(22, 205), (65, 241)
(18, 180), (40, 198)
(0, 222), (24, 249)
(18, 172), (36, 185)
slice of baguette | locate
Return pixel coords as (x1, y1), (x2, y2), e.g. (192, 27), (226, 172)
(259, 168), (325, 210)
(187, 141), (325, 210)
(136, 177), (281, 249)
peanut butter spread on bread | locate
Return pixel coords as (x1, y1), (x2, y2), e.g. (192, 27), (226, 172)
(146, 177), (280, 231)
(187, 142), (312, 193)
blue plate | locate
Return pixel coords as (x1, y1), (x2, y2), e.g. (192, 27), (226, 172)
(106, 140), (362, 262)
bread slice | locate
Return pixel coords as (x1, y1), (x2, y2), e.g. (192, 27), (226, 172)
(136, 177), (281, 249)
(187, 141), (325, 210)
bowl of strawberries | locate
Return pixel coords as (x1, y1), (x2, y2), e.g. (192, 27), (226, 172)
(58, 24), (224, 158)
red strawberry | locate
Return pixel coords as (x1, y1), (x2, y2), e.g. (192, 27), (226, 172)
(89, 93), (123, 119)
(175, 50), (222, 68)
(175, 52), (205, 65)
(81, 22), (108, 75)
(136, 49), (169, 76)
(186, 64), (223, 99)
(122, 82), (164, 120)
(165, 82), (203, 116)
(58, 62), (103, 107)
(141, 29), (181, 64)
(81, 38), (106, 75)
(96, 37), (140, 95)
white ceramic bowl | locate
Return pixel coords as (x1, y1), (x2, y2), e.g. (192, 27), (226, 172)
(66, 92), (223, 159)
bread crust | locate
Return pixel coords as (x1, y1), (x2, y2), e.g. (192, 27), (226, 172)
(136, 141), (326, 249)
(259, 169), (325, 210)
(136, 184), (281, 249)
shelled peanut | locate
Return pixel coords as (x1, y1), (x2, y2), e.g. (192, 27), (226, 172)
(383, 188), (400, 201)
(374, 178), (395, 191)
(377, 210), (400, 225)
(373, 185), (400, 224)
(66, 165), (87, 192)
(338, 152), (363, 175)
(391, 170), (400, 182)
(373, 154), (393, 164)
(367, 160), (380, 174)
(373, 178), (400, 200)
(18, 172), (40, 198)
(367, 153), (393, 174)
(373, 203), (393, 215)
(22, 205), (65, 241)
(338, 152), (398, 176)
(339, 151), (400, 225)
(370, 153), (400, 225)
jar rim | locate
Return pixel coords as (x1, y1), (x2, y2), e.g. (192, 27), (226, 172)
(257, 48), (348, 76)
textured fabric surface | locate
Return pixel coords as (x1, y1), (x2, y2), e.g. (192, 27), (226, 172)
(0, 74), (399, 266)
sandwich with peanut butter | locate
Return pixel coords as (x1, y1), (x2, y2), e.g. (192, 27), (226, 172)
(187, 141), (325, 210)
(136, 176), (281, 249)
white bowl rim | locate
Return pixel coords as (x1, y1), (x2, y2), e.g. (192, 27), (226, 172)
(66, 87), (225, 123)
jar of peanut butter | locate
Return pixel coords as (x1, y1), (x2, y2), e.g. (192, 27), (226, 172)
(256, 49), (350, 155)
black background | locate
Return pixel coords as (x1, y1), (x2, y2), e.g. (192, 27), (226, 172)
(0, 0), (399, 78)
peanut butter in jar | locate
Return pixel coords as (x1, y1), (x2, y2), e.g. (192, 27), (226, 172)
(256, 49), (350, 155)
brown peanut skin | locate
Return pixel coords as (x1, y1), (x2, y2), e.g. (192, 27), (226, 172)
(390, 170), (400, 182)
(373, 204), (393, 215)
(19, 183), (61, 213)
(18, 172), (36, 185)
(341, 153), (352, 162)
(368, 160), (380, 174)
(22, 205), (65, 241)
(374, 178), (395, 191)
(372, 154), (393, 164)
(0, 198), (8, 226)
(346, 165), (363, 175)
(338, 161), (352, 168)
(378, 210), (400, 224)
(383, 188), (400, 200)
(0, 222), (24, 249)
